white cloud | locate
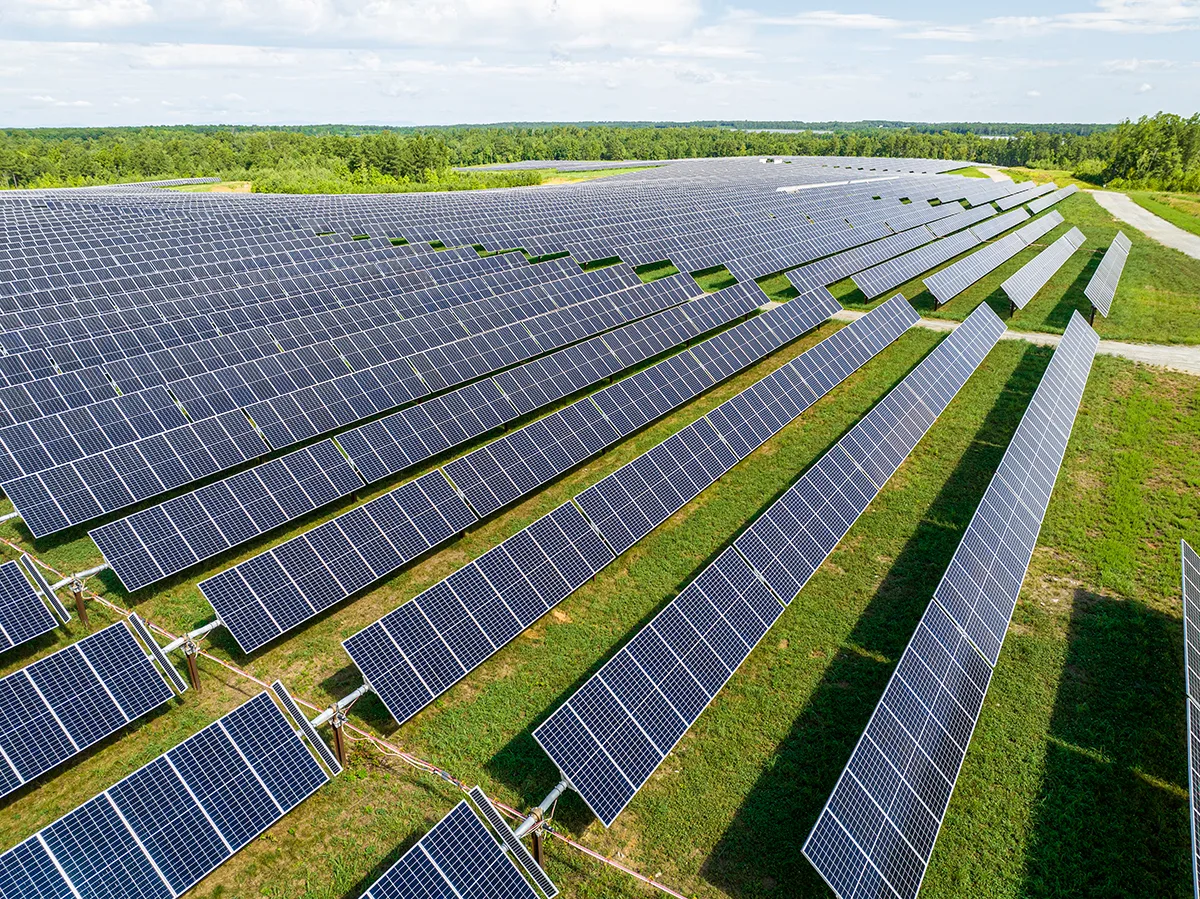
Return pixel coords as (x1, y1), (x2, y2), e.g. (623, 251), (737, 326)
(752, 11), (902, 29)
(29, 94), (92, 106)
(130, 44), (301, 69)
(1102, 57), (1177, 72)
(1139, 81), (1154, 90)
(7, 0), (153, 28)
(1027, 89), (1043, 97)
(990, 0), (1200, 33)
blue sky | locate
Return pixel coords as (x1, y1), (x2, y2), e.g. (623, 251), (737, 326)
(2, 0), (1197, 127)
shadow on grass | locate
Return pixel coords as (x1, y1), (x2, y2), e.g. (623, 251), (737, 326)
(1040, 248), (1103, 333)
(701, 342), (1051, 899)
(1018, 587), (1190, 899)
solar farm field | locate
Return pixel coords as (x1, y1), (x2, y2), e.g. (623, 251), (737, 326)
(0, 156), (1198, 899)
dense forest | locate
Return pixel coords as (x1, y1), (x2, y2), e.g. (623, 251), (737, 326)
(1, 113), (1196, 193)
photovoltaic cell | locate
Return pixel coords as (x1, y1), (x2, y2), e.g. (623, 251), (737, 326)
(803, 313), (1099, 899)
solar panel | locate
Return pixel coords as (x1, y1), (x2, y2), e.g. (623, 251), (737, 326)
(532, 302), (1001, 828)
(1028, 183), (1079, 214)
(803, 313), (1099, 899)
(19, 553), (72, 622)
(467, 785), (559, 898)
(344, 501), (613, 726)
(995, 180), (1053, 211)
(923, 232), (1027, 307)
(0, 559), (58, 652)
(127, 611), (189, 693)
(360, 800), (543, 899)
(1185, 539), (1200, 899)
(199, 470), (476, 654)
(269, 679), (341, 775)
(0, 691), (328, 899)
(1083, 231), (1131, 318)
(968, 206), (1031, 241)
(0, 620), (176, 800)
(1001, 227), (1086, 309)
(92, 440), (366, 592)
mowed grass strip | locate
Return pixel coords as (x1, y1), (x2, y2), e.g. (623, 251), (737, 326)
(833, 191), (1200, 346)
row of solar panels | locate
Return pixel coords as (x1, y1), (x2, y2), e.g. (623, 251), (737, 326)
(4, 273), (705, 537)
(533, 303), (1008, 826)
(90, 281), (771, 595)
(805, 313), (1099, 899)
(923, 211), (1064, 307)
(0, 168), (1037, 361)
(194, 289), (841, 653)
(0, 264), (659, 487)
(1084, 231), (1132, 318)
(0, 253), (586, 421)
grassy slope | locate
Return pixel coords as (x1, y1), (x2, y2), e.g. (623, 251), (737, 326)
(946, 166), (992, 179)
(833, 191), (1200, 345)
(1127, 190), (1200, 239)
(2, 323), (1198, 898)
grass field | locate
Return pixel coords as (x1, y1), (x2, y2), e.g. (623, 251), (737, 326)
(2, 183), (1200, 899)
(834, 191), (1200, 345)
(1128, 190), (1200, 239)
(946, 166), (992, 179)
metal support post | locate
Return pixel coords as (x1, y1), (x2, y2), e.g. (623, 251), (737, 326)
(532, 830), (544, 868)
(332, 711), (349, 768)
(70, 578), (88, 626)
(184, 644), (201, 692)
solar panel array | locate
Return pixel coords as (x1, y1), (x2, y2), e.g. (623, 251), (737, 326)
(0, 558), (60, 652)
(1084, 231), (1132, 318)
(0, 618), (179, 800)
(92, 281), (766, 592)
(0, 158), (1054, 897)
(346, 296), (919, 728)
(359, 799), (546, 899)
(852, 230), (981, 299)
(803, 312), (1099, 899)
(197, 288), (837, 653)
(922, 211), (1067, 306)
(533, 303), (1004, 827)
(1184, 539), (1200, 899)
(1027, 183), (1079, 214)
(1002, 226), (1087, 309)
(995, 180), (1055, 211)
(8, 271), (706, 538)
(0, 690), (329, 899)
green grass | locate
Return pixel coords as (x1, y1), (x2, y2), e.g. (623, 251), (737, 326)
(946, 166), (992, 179)
(833, 191), (1200, 345)
(1001, 167), (1098, 190)
(2, 320), (1197, 898)
(1128, 190), (1200, 239)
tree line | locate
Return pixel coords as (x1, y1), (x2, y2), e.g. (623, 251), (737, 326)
(1, 113), (1196, 192)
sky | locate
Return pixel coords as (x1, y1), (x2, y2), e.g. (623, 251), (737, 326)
(1, 0), (1198, 127)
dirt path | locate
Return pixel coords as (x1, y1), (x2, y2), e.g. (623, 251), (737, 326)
(975, 165), (1013, 183)
(1088, 189), (1200, 261)
(830, 309), (1200, 377)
